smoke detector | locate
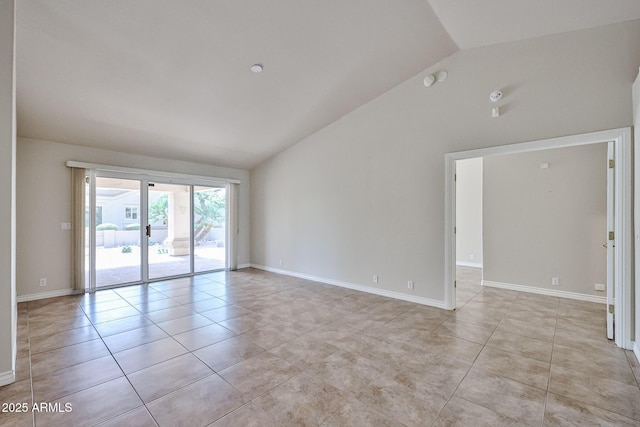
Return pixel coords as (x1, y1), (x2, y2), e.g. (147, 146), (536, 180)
(489, 90), (502, 102)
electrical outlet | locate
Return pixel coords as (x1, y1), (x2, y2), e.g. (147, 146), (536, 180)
(279, 259), (283, 266)
(373, 275), (379, 284)
(39, 278), (47, 287)
(469, 254), (475, 261)
(551, 277), (560, 286)
(595, 283), (606, 292)
(407, 280), (414, 290)
(61, 222), (71, 230)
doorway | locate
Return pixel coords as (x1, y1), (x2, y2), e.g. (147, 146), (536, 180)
(454, 145), (609, 311)
(89, 173), (229, 291)
(454, 157), (484, 308)
(444, 128), (633, 350)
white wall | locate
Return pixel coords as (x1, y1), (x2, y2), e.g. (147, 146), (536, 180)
(483, 144), (607, 296)
(251, 20), (640, 304)
(633, 70), (640, 357)
(0, 0), (16, 386)
(455, 158), (482, 267)
(16, 137), (251, 298)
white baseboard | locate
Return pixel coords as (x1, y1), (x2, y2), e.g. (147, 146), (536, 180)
(17, 288), (75, 303)
(482, 280), (606, 304)
(237, 263), (252, 269)
(633, 342), (640, 365)
(456, 262), (483, 269)
(250, 264), (447, 309)
(0, 370), (15, 387)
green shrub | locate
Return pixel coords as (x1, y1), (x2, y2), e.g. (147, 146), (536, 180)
(125, 223), (140, 230)
(96, 223), (119, 231)
(121, 245), (132, 253)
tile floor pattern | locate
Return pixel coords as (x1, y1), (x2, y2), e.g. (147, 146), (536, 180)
(1, 267), (640, 426)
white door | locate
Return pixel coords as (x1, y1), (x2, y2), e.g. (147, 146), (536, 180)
(606, 141), (615, 340)
(452, 161), (457, 307)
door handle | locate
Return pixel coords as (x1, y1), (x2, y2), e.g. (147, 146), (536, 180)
(146, 224), (151, 238)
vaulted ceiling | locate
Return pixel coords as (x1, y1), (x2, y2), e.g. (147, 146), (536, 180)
(15, 1), (640, 169)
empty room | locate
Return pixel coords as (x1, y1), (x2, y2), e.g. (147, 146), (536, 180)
(2, 1), (640, 426)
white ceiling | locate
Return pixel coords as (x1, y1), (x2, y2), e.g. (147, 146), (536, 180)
(427, 0), (640, 49)
(15, 1), (640, 169)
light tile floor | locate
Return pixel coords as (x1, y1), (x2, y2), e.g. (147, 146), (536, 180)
(1, 267), (640, 426)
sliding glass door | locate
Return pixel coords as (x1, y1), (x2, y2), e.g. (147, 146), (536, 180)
(194, 186), (226, 272)
(94, 176), (143, 288)
(88, 174), (228, 290)
(148, 182), (192, 280)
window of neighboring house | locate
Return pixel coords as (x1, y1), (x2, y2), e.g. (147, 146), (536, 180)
(125, 206), (138, 220)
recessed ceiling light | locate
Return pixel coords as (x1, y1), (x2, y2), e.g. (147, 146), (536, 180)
(250, 64), (263, 73)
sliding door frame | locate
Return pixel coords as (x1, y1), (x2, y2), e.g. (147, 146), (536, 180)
(72, 162), (238, 291)
(88, 169), (97, 293)
(93, 171), (146, 289)
(145, 178), (196, 282)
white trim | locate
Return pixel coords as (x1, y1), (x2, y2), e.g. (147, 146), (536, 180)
(17, 288), (74, 303)
(445, 128), (633, 349)
(444, 154), (456, 310)
(633, 73), (640, 363)
(482, 280), (606, 304)
(0, 370), (15, 387)
(238, 263), (252, 269)
(251, 264), (447, 309)
(456, 262), (483, 269)
(446, 128), (629, 160)
(66, 161), (241, 185)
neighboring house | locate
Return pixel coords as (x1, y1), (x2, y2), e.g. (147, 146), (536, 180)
(94, 189), (225, 247)
(96, 190), (166, 229)
(96, 189), (146, 229)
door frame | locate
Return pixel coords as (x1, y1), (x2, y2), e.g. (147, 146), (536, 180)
(90, 171), (146, 291)
(444, 127), (633, 350)
(145, 178), (195, 282)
